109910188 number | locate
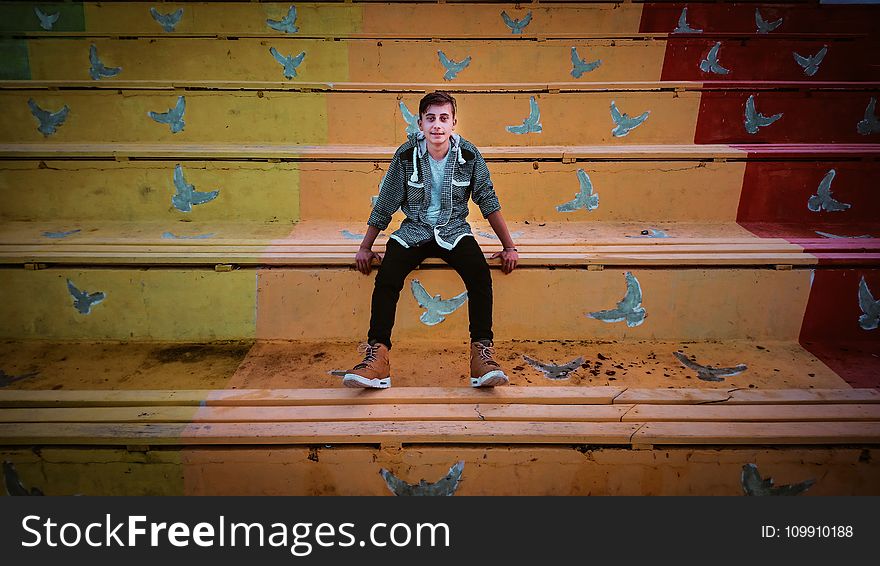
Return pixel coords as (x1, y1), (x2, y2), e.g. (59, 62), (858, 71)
(785, 525), (853, 538)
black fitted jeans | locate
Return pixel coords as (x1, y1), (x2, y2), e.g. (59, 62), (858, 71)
(369, 236), (493, 350)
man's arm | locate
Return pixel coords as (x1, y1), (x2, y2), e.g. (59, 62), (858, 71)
(356, 225), (383, 275)
(487, 210), (519, 274)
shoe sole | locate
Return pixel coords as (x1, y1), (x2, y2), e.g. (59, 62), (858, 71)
(343, 374), (391, 389)
(470, 370), (509, 388)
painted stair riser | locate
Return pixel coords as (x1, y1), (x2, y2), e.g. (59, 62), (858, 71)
(0, 268), (816, 341)
(3, 91), (705, 146)
(2, 447), (878, 495)
(1, 160), (749, 224)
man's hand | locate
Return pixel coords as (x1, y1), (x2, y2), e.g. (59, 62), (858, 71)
(356, 248), (382, 274)
(490, 249), (519, 274)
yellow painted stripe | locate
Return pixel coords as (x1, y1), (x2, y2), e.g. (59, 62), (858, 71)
(0, 160), (300, 223)
(0, 268), (257, 340)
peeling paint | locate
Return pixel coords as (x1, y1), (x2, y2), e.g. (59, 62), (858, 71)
(506, 96), (542, 134)
(699, 42), (729, 75)
(34, 7), (59, 31)
(171, 164), (219, 212)
(148, 95), (185, 134)
(570, 46), (601, 78)
(88, 44), (121, 80)
(3, 461), (43, 496)
(66, 278), (106, 315)
(741, 463), (814, 496)
(398, 101), (420, 135)
(162, 231), (215, 240)
(858, 276), (878, 331)
(437, 50), (471, 81)
(673, 7), (702, 34)
(42, 229), (81, 238)
(556, 169), (599, 212)
(501, 11), (532, 34)
(807, 169), (851, 212)
(857, 97), (879, 135)
(522, 355), (585, 380)
(149, 7), (183, 33)
(610, 101), (649, 137)
(0, 369), (38, 387)
(27, 98), (69, 136)
(673, 351), (747, 382)
(755, 9), (783, 34)
(380, 461), (464, 496)
(266, 5), (299, 34)
(269, 47), (305, 79)
(411, 279), (467, 326)
(793, 46), (827, 77)
(587, 271), (646, 327)
(744, 94), (782, 134)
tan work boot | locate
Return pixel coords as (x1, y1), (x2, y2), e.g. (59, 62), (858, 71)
(470, 340), (509, 387)
(343, 342), (391, 389)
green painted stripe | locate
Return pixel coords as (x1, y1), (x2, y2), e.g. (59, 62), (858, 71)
(0, 40), (30, 79)
(0, 2), (85, 32)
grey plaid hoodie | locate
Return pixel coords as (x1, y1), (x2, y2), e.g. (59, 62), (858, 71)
(367, 132), (501, 249)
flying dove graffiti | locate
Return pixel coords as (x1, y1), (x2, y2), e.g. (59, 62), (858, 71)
(150, 7), (183, 32)
(148, 95), (186, 133)
(699, 42), (729, 75)
(673, 7), (702, 34)
(27, 98), (69, 136)
(34, 7), (60, 31)
(399, 101), (420, 134)
(793, 46), (827, 77)
(4, 462), (44, 496)
(807, 169), (850, 213)
(570, 47), (601, 78)
(0, 369), (39, 388)
(88, 44), (121, 80)
(171, 164), (219, 212)
(610, 101), (649, 137)
(506, 96), (542, 134)
(501, 11), (532, 34)
(673, 351), (747, 382)
(556, 169), (599, 212)
(162, 232), (215, 240)
(744, 95), (782, 134)
(857, 98), (879, 135)
(522, 355), (585, 380)
(66, 278), (106, 315)
(438, 51), (471, 81)
(410, 279), (467, 326)
(755, 9), (783, 33)
(741, 464), (814, 496)
(587, 271), (647, 327)
(858, 276), (878, 331)
(380, 461), (464, 496)
(267, 5), (299, 34)
(270, 47), (306, 79)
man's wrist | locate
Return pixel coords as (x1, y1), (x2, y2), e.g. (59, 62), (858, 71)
(503, 247), (518, 252)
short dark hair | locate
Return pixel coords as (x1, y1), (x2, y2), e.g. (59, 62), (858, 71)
(419, 91), (457, 120)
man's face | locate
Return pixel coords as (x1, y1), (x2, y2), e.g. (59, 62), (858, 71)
(418, 102), (456, 147)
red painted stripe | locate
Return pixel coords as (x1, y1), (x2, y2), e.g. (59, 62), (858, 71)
(659, 38), (880, 82)
(694, 91), (878, 144)
(799, 269), (880, 388)
(639, 2), (880, 36)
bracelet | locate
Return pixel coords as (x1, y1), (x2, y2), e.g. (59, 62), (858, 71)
(503, 247), (518, 252)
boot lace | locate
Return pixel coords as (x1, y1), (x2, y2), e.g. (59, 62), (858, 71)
(475, 342), (500, 368)
(353, 343), (379, 370)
